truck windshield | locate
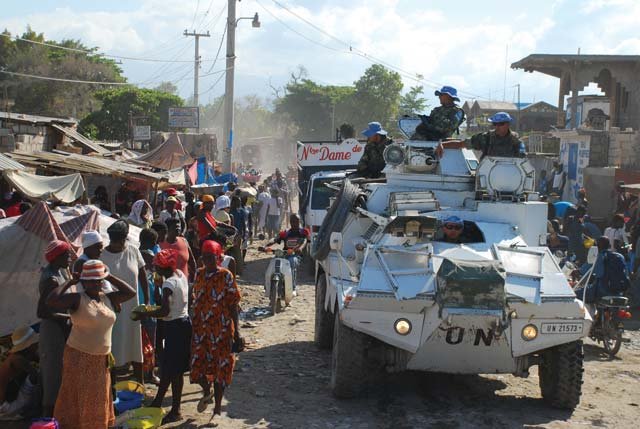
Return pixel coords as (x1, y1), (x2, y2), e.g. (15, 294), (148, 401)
(311, 178), (339, 210)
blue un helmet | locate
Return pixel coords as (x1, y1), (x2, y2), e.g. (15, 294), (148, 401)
(361, 121), (388, 138)
(434, 86), (460, 102)
(488, 112), (513, 123)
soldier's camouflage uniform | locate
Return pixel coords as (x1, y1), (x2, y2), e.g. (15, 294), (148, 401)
(412, 104), (465, 140)
(356, 137), (392, 178)
(466, 130), (525, 159)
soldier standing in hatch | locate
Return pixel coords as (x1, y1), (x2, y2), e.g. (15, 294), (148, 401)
(412, 86), (466, 141)
(466, 112), (525, 159)
(355, 122), (392, 179)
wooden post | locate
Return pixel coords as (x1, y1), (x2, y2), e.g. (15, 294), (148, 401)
(152, 179), (159, 215)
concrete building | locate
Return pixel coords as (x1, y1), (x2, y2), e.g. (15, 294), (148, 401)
(564, 95), (610, 130)
(511, 54), (640, 130)
(463, 100), (518, 131)
(519, 101), (558, 132)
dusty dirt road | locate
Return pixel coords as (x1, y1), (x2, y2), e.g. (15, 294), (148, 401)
(11, 242), (639, 429)
(156, 243), (640, 429)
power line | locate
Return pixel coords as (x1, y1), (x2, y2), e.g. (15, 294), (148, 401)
(199, 69), (226, 97)
(204, 27), (227, 74)
(196, 0), (217, 29)
(256, 0), (346, 53)
(0, 70), (131, 85)
(267, 0), (488, 100)
(0, 33), (231, 64)
(190, 0), (201, 30)
(0, 67), (230, 86)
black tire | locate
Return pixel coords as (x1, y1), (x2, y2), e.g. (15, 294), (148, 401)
(314, 275), (334, 349)
(269, 277), (279, 315)
(602, 320), (622, 357)
(330, 308), (369, 398)
(539, 340), (584, 409)
(311, 179), (360, 261)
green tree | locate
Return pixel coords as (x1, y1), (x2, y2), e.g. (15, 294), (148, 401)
(79, 87), (183, 140)
(399, 85), (428, 115)
(274, 78), (355, 140)
(153, 81), (178, 95)
(350, 64), (403, 133)
(0, 27), (125, 118)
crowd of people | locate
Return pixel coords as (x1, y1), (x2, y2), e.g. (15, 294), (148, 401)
(0, 165), (301, 427)
(545, 185), (637, 303)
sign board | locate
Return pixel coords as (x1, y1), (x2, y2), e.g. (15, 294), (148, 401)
(297, 138), (366, 167)
(133, 125), (151, 141)
(168, 107), (199, 128)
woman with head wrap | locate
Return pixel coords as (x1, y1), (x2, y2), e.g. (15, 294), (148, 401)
(100, 220), (149, 383)
(135, 249), (191, 425)
(127, 199), (153, 229)
(72, 231), (104, 277)
(190, 240), (242, 421)
(47, 259), (136, 429)
(36, 239), (73, 417)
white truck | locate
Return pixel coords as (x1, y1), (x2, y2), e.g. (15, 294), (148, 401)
(312, 124), (592, 409)
(297, 138), (365, 240)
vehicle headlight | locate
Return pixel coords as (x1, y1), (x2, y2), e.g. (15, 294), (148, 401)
(521, 324), (538, 341)
(394, 318), (412, 336)
(383, 144), (405, 166)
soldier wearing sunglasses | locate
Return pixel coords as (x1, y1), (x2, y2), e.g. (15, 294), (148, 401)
(440, 216), (466, 244)
(468, 111), (525, 159)
(438, 111), (525, 159)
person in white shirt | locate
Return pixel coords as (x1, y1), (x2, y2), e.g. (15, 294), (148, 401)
(604, 213), (629, 253)
(159, 197), (185, 234)
(256, 186), (271, 234)
(136, 249), (191, 425)
(265, 189), (283, 239)
(213, 195), (232, 225)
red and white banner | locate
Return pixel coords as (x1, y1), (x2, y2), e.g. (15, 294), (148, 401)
(297, 138), (366, 167)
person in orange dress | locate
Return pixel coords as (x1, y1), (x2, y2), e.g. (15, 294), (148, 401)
(190, 240), (242, 420)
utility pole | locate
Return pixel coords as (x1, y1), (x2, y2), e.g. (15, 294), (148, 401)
(516, 83), (521, 132)
(222, 1), (260, 172)
(222, 0), (237, 173)
(184, 29), (210, 132)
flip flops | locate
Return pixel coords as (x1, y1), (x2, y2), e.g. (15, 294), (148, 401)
(197, 391), (214, 413)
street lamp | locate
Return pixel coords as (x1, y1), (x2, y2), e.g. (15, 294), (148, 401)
(222, 0), (260, 172)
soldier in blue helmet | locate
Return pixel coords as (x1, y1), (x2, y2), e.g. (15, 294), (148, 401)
(465, 111), (525, 158)
(412, 86), (466, 141)
(356, 121), (393, 178)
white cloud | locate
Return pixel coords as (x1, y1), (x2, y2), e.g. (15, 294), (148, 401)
(0, 0), (637, 108)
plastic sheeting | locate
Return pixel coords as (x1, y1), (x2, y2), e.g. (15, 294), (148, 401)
(0, 204), (140, 336)
(136, 133), (193, 170)
(4, 170), (85, 203)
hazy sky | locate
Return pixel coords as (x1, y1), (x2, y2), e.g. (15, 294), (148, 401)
(1, 0), (637, 108)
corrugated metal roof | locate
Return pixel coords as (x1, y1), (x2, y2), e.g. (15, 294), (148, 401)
(51, 124), (110, 154)
(0, 111), (76, 126)
(7, 151), (167, 182)
(0, 152), (25, 171)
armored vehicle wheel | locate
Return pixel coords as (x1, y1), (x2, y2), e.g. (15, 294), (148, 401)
(314, 275), (334, 349)
(539, 340), (584, 409)
(331, 309), (369, 398)
(311, 179), (359, 261)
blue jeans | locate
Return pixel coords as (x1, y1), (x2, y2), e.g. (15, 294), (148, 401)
(286, 255), (300, 290)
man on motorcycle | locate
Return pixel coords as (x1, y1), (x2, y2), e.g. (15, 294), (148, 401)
(262, 214), (309, 296)
(575, 236), (631, 303)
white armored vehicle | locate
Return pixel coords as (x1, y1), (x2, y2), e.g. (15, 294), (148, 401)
(312, 121), (592, 408)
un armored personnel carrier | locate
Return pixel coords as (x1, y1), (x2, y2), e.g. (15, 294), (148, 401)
(311, 120), (591, 408)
